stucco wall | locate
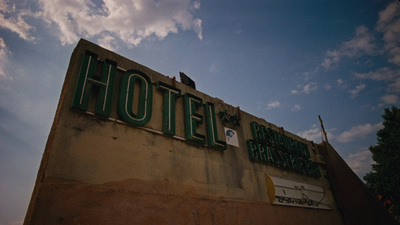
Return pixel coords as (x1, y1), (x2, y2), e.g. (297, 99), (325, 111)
(319, 143), (399, 225)
(24, 39), (343, 225)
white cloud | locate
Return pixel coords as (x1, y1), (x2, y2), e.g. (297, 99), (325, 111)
(0, 0), (36, 41)
(296, 124), (334, 143)
(345, 150), (373, 177)
(300, 128), (319, 142)
(37, 0), (203, 46)
(336, 122), (383, 143)
(342, 26), (375, 55)
(0, 0), (6, 11)
(267, 100), (280, 110)
(98, 34), (118, 51)
(350, 3), (400, 107)
(381, 94), (399, 104)
(349, 83), (366, 98)
(0, 37), (11, 79)
(354, 67), (400, 81)
(325, 84), (331, 90)
(193, 1), (200, 10)
(354, 67), (400, 103)
(376, 2), (400, 65)
(291, 104), (301, 112)
(296, 125), (320, 143)
(209, 62), (217, 73)
(193, 18), (203, 40)
(302, 83), (316, 94)
(291, 82), (317, 94)
(322, 26), (375, 69)
(0, 0), (203, 46)
(388, 77), (400, 93)
(336, 78), (349, 90)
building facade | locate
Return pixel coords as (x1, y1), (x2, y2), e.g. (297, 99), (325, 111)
(24, 39), (398, 225)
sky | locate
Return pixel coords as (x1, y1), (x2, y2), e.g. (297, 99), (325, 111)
(0, 0), (399, 224)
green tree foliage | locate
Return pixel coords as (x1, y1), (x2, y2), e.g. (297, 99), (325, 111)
(364, 106), (400, 219)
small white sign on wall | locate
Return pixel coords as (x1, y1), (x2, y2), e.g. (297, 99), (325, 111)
(266, 173), (331, 209)
(224, 128), (239, 147)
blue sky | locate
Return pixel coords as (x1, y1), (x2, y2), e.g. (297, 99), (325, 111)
(1, 0), (399, 224)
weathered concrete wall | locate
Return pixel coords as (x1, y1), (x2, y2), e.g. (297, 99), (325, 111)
(24, 39), (343, 225)
(319, 142), (399, 225)
(28, 177), (342, 225)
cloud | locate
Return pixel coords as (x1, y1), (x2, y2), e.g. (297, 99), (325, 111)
(37, 0), (203, 46)
(291, 82), (317, 94)
(354, 67), (399, 81)
(296, 124), (334, 143)
(336, 78), (348, 89)
(350, 3), (400, 108)
(209, 62), (217, 73)
(296, 125), (320, 143)
(381, 94), (399, 104)
(0, 0), (202, 46)
(345, 150), (373, 178)
(388, 77), (400, 93)
(267, 100), (280, 110)
(193, 1), (200, 9)
(336, 122), (383, 143)
(349, 83), (366, 98)
(98, 34), (118, 51)
(0, 0), (36, 41)
(354, 67), (400, 103)
(325, 84), (331, 90)
(291, 104), (301, 112)
(0, 37), (11, 79)
(322, 26), (375, 69)
(376, 2), (400, 65)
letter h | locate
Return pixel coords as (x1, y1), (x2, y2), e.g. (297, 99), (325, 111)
(72, 50), (117, 117)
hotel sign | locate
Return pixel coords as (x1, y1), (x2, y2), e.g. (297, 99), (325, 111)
(72, 50), (227, 150)
(247, 122), (321, 177)
(72, 49), (320, 178)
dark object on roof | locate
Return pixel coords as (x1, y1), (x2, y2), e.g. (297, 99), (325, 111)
(180, 72), (196, 89)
